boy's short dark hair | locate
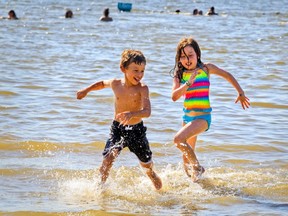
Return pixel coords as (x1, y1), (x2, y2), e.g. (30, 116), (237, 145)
(120, 49), (146, 68)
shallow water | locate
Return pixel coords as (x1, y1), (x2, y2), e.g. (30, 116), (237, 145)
(1, 0), (288, 215)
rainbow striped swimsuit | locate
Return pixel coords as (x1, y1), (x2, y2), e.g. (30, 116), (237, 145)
(181, 68), (212, 113)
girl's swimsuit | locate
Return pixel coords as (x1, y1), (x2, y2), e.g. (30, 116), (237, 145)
(181, 68), (212, 130)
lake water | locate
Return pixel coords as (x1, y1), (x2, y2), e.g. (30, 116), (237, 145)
(1, 0), (287, 215)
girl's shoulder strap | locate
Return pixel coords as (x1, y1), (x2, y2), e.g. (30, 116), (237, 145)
(200, 63), (209, 76)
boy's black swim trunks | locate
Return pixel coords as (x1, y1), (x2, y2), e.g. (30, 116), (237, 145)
(102, 120), (152, 163)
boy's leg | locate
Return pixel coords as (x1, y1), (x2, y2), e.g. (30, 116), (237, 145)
(140, 161), (162, 190)
(99, 148), (119, 183)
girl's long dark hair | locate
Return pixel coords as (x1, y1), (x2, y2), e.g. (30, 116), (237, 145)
(171, 37), (203, 81)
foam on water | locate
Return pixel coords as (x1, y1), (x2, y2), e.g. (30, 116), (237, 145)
(55, 163), (288, 214)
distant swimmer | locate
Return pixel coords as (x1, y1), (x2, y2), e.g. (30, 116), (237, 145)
(1, 10), (18, 19)
(193, 9), (203, 16)
(65, 9), (73, 18)
(8, 10), (18, 19)
(206, 6), (218, 15)
(99, 8), (113, 21)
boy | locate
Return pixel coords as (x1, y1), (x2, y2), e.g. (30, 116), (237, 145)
(76, 49), (162, 190)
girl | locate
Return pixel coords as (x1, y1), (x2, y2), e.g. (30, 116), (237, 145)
(171, 37), (250, 182)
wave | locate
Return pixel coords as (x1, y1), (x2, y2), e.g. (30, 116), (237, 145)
(0, 140), (104, 152)
(251, 102), (288, 109)
(1, 140), (285, 154)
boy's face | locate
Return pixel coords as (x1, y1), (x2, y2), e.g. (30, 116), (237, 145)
(179, 45), (198, 70)
(121, 62), (145, 86)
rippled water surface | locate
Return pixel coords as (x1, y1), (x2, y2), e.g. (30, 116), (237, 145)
(1, 0), (288, 215)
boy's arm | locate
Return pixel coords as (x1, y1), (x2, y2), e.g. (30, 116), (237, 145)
(137, 85), (151, 118)
(76, 80), (111, 100)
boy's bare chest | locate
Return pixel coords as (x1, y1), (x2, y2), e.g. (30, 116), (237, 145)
(115, 89), (141, 103)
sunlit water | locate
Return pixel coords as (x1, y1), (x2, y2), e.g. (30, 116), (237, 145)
(1, 0), (287, 215)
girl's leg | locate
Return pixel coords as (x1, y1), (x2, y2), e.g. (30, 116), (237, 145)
(140, 161), (162, 190)
(183, 136), (197, 177)
(99, 148), (119, 184)
(174, 119), (207, 181)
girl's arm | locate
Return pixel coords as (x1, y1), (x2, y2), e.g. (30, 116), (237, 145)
(171, 77), (189, 101)
(207, 63), (250, 109)
(76, 80), (111, 100)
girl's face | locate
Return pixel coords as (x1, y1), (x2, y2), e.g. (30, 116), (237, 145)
(121, 62), (145, 86)
(179, 45), (198, 70)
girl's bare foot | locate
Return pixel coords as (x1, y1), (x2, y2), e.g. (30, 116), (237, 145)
(191, 165), (205, 182)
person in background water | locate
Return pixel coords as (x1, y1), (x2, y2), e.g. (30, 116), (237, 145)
(99, 8), (113, 21)
(171, 37), (250, 182)
(76, 49), (162, 190)
(193, 9), (203, 16)
(8, 10), (18, 19)
(65, 9), (73, 18)
(206, 6), (218, 15)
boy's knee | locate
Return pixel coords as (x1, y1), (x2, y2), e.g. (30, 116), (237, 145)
(140, 160), (153, 170)
(105, 148), (119, 161)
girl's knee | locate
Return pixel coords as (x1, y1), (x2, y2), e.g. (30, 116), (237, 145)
(174, 135), (187, 148)
(174, 134), (183, 145)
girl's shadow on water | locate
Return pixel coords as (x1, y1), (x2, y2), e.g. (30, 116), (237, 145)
(197, 177), (288, 211)
(197, 177), (241, 196)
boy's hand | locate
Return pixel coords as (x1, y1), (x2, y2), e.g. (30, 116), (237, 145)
(76, 90), (87, 100)
(116, 112), (132, 125)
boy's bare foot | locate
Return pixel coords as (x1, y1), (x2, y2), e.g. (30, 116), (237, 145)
(147, 170), (162, 190)
(191, 165), (205, 183)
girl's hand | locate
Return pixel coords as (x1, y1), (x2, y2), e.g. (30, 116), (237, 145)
(235, 94), (250, 110)
(187, 69), (200, 84)
(116, 112), (133, 125)
(76, 90), (88, 100)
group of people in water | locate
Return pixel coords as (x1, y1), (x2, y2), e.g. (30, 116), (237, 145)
(3, 6), (217, 21)
(66, 8), (113, 21)
(1, 8), (113, 21)
(177, 6), (218, 16)
(193, 7), (218, 16)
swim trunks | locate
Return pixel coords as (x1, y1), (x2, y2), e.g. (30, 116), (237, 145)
(102, 120), (152, 163)
(182, 114), (211, 131)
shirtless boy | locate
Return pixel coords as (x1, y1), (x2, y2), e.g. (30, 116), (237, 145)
(77, 49), (162, 190)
